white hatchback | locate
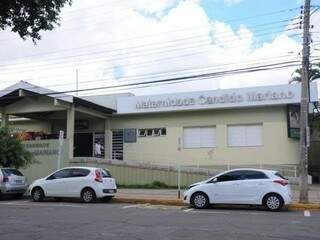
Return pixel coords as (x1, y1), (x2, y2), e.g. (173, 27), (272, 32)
(28, 167), (117, 203)
(183, 169), (292, 211)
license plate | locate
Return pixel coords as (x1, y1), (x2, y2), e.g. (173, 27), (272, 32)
(15, 180), (22, 184)
(109, 189), (115, 193)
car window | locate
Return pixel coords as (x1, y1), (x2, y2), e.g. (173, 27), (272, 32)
(241, 170), (268, 180)
(70, 168), (90, 178)
(48, 169), (72, 179)
(274, 172), (288, 180)
(216, 171), (243, 182)
(102, 169), (112, 178)
(1, 169), (23, 176)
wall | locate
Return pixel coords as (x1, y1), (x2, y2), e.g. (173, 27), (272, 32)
(20, 139), (69, 182)
(111, 106), (300, 167)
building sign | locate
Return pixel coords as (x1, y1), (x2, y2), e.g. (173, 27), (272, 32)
(117, 83), (318, 114)
(135, 91), (295, 110)
(23, 142), (59, 156)
(287, 104), (300, 139)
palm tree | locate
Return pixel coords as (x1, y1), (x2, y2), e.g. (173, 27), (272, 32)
(290, 62), (320, 83)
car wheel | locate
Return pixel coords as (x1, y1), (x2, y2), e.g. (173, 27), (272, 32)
(191, 192), (209, 209)
(32, 188), (44, 202)
(263, 193), (284, 211)
(81, 188), (96, 203)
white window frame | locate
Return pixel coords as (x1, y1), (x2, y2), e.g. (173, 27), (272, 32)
(227, 124), (263, 147)
(183, 126), (216, 149)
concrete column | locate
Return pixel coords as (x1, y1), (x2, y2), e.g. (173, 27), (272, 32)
(104, 119), (112, 160)
(0, 110), (9, 128)
(67, 106), (75, 159)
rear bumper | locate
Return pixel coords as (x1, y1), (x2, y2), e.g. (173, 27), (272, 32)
(0, 184), (28, 194)
(96, 187), (117, 198)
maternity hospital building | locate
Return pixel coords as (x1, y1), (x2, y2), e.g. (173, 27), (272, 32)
(0, 81), (319, 181)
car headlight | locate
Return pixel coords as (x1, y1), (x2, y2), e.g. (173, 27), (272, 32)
(185, 184), (198, 190)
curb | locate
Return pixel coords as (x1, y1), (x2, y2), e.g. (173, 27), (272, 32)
(113, 197), (320, 210)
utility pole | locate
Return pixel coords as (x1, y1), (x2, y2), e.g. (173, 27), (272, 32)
(299, 0), (311, 203)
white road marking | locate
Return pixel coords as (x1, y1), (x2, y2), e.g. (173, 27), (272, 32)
(122, 204), (140, 209)
(183, 208), (194, 212)
(304, 210), (311, 217)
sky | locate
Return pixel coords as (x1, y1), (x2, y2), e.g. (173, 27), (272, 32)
(0, 0), (319, 96)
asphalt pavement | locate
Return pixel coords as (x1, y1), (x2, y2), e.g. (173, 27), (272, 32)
(0, 198), (319, 240)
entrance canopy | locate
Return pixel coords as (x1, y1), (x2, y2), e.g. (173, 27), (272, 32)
(0, 81), (116, 159)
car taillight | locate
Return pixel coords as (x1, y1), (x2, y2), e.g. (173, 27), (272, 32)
(95, 170), (103, 183)
(3, 176), (9, 183)
(273, 179), (288, 186)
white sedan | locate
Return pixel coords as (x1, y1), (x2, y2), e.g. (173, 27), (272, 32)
(183, 168), (292, 211)
(28, 167), (117, 203)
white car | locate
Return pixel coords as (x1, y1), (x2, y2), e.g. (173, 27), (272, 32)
(28, 167), (117, 203)
(183, 169), (292, 211)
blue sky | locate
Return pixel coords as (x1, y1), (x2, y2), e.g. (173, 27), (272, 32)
(200, 0), (302, 42)
(0, 0), (318, 95)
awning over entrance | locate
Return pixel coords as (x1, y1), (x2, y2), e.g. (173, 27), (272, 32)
(0, 81), (116, 159)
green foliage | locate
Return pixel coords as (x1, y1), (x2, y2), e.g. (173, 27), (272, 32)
(290, 62), (320, 83)
(0, 0), (72, 42)
(0, 127), (34, 169)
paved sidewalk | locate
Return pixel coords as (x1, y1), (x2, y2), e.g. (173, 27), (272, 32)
(117, 184), (320, 203)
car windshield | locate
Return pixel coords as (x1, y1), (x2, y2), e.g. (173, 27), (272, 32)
(1, 169), (23, 176)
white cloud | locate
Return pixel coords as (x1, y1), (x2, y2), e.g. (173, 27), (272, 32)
(0, 0), (314, 97)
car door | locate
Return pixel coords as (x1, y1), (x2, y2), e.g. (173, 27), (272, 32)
(65, 168), (91, 197)
(207, 171), (243, 204)
(43, 169), (72, 197)
(236, 170), (269, 204)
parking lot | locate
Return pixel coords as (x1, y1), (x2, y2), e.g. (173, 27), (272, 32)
(0, 198), (319, 240)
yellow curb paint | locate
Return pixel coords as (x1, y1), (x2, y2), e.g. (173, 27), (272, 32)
(113, 197), (320, 210)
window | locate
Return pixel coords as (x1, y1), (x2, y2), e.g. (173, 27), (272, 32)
(102, 169), (112, 178)
(183, 127), (216, 148)
(227, 124), (262, 147)
(1, 169), (23, 176)
(138, 128), (167, 137)
(146, 129), (153, 136)
(216, 171), (243, 182)
(48, 169), (72, 180)
(138, 129), (146, 137)
(241, 170), (268, 180)
(70, 168), (90, 178)
(153, 128), (161, 136)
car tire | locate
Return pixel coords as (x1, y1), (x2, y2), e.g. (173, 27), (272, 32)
(263, 193), (284, 211)
(32, 188), (44, 202)
(191, 192), (209, 209)
(81, 188), (96, 203)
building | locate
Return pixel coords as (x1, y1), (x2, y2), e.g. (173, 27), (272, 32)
(0, 81), (319, 179)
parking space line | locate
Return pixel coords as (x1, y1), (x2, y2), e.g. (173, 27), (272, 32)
(122, 204), (140, 209)
(304, 210), (311, 217)
(183, 208), (194, 213)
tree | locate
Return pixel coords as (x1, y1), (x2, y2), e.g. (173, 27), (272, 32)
(290, 62), (320, 83)
(0, 127), (34, 169)
(0, 0), (72, 42)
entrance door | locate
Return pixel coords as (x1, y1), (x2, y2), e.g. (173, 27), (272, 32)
(74, 133), (93, 157)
